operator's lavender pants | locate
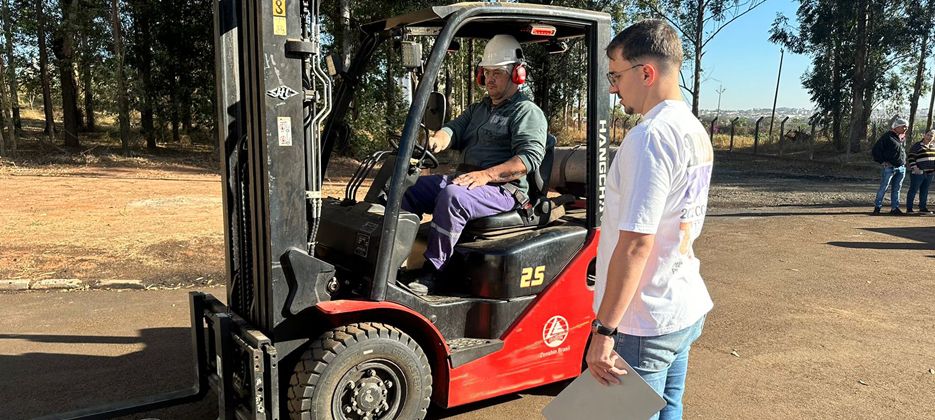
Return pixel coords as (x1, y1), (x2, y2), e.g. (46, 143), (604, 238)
(402, 175), (516, 270)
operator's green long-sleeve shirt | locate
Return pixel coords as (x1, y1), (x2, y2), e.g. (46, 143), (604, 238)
(441, 90), (547, 196)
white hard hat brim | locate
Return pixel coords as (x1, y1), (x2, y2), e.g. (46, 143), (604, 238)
(478, 59), (519, 67)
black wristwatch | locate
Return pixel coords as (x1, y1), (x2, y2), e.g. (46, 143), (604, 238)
(591, 319), (618, 337)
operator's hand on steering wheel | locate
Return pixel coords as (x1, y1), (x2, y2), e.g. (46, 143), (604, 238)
(585, 334), (628, 386)
(428, 134), (446, 153)
(452, 170), (493, 190)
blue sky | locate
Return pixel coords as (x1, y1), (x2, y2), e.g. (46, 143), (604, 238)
(693, 0), (813, 111)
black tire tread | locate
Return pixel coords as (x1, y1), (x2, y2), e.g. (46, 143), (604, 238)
(287, 322), (432, 420)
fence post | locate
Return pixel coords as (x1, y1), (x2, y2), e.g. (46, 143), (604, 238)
(729, 117), (739, 152)
(754, 116), (765, 155)
(709, 117), (718, 145)
(779, 116), (789, 156)
(809, 113), (818, 161)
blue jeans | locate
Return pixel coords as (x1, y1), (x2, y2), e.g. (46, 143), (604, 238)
(614, 316), (706, 420)
(906, 172), (933, 211)
(874, 165), (905, 210)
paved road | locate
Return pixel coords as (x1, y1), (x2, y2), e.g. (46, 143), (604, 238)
(4, 206), (935, 419)
(0, 288), (559, 420)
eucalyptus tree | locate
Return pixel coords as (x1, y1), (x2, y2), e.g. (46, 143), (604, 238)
(631, 0), (767, 116)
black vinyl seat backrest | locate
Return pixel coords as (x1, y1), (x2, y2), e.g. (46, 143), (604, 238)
(529, 133), (556, 201)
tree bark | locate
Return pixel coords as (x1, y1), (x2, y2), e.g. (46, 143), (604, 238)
(385, 42), (395, 125)
(171, 89), (180, 143)
(112, 0), (130, 154)
(131, 0), (155, 149)
(467, 40), (474, 105)
(907, 30), (930, 142)
(927, 65), (935, 130)
(340, 0), (351, 69)
(81, 60), (95, 131)
(2, 0), (20, 133)
(846, 0), (869, 153)
(691, 0), (704, 117)
(55, 0), (81, 148)
(0, 49), (14, 155)
(831, 34), (843, 149)
(36, 0), (55, 138)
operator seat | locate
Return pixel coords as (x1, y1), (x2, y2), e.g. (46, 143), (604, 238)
(463, 134), (564, 235)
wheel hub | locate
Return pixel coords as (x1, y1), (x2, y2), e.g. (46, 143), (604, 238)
(341, 367), (396, 419)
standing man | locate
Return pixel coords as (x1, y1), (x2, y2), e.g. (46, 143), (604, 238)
(586, 20), (713, 420)
(401, 34), (547, 296)
(906, 129), (935, 214)
(871, 118), (908, 215)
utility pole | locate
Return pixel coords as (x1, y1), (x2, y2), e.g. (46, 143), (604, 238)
(768, 48), (784, 144)
(716, 85), (726, 119)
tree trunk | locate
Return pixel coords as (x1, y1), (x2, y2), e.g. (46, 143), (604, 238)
(2, 0), (20, 133)
(181, 88), (193, 133)
(55, 0), (81, 148)
(831, 35), (844, 149)
(81, 61), (95, 131)
(385, 42), (396, 125)
(112, 0), (130, 154)
(467, 40), (474, 104)
(171, 90), (180, 143)
(846, 0), (869, 153)
(927, 65), (935, 130)
(340, 0), (351, 69)
(691, 0), (704, 116)
(36, 0), (55, 138)
(907, 30), (930, 142)
(0, 49), (14, 155)
(132, 0), (156, 149)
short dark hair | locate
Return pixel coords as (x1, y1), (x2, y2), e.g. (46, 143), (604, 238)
(606, 19), (683, 74)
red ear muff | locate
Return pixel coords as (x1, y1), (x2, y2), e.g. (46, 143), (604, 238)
(511, 63), (527, 85)
(476, 66), (485, 86)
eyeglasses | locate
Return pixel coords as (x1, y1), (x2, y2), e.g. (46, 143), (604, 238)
(482, 66), (511, 79)
(606, 64), (644, 85)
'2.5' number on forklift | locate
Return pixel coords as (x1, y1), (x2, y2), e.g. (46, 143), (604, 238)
(520, 266), (546, 288)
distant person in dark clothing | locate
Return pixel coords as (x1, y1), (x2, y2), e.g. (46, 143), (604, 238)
(906, 129), (935, 214)
(872, 118), (908, 215)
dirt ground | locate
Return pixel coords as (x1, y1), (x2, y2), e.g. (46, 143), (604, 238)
(2, 150), (935, 418)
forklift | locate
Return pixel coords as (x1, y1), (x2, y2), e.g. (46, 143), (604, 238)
(53, 2), (612, 419)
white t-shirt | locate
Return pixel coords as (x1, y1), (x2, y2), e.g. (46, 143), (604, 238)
(593, 100), (714, 336)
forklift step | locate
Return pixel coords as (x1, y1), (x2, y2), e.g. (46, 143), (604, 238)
(447, 338), (504, 368)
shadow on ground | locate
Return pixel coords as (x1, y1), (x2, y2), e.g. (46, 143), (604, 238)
(827, 226), (935, 251)
(0, 328), (215, 420)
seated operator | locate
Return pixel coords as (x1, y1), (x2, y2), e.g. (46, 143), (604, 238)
(401, 34), (547, 296)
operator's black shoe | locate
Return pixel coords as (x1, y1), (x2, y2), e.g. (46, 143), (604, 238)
(872, 207), (881, 215)
(406, 266), (438, 296)
(907, 208), (915, 214)
(919, 207), (933, 215)
(890, 208), (905, 216)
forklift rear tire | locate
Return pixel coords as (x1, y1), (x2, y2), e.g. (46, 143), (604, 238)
(287, 322), (432, 420)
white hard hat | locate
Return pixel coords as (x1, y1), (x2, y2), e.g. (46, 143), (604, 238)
(479, 34), (524, 67)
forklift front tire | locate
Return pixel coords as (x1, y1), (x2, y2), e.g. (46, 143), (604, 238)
(287, 322), (432, 420)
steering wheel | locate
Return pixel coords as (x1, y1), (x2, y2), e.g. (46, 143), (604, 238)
(387, 126), (439, 169)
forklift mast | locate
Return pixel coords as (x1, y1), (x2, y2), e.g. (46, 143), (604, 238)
(215, 0), (333, 335)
